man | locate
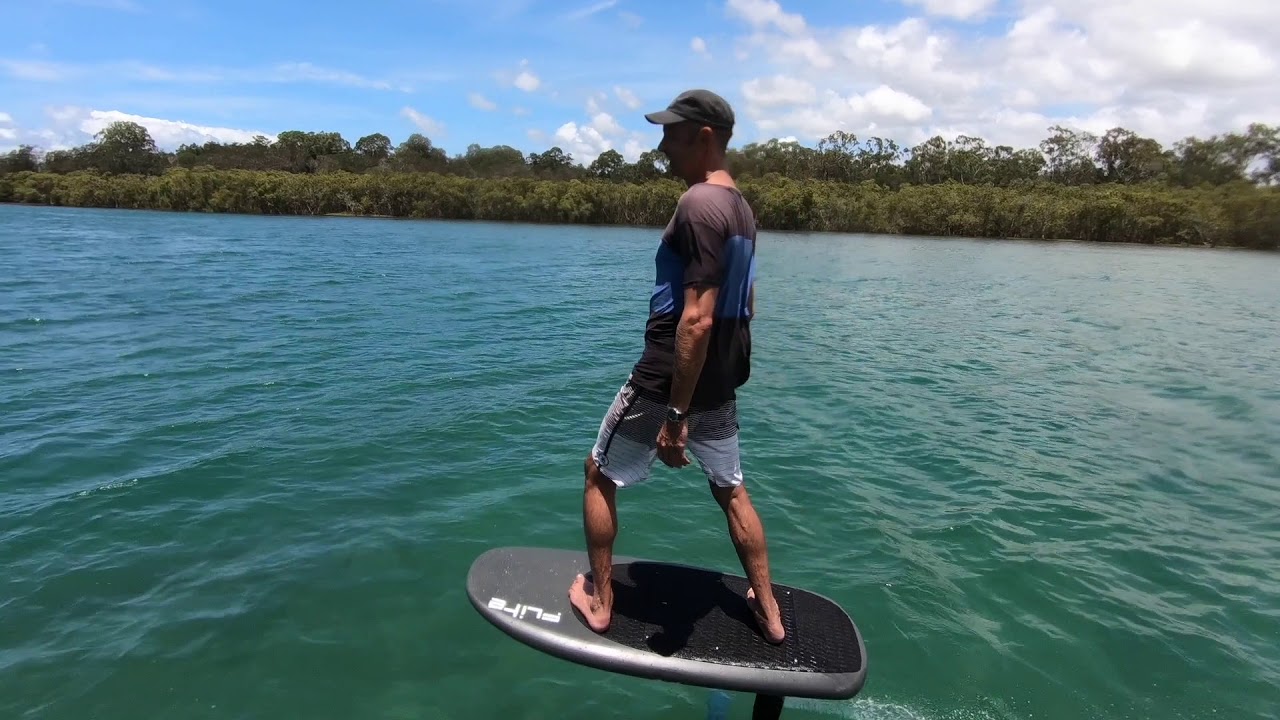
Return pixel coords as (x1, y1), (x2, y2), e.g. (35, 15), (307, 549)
(567, 89), (786, 645)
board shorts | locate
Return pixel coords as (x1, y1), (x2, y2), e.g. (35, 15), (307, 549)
(590, 377), (743, 489)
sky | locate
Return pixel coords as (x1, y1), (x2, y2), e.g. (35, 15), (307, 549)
(0, 0), (1277, 165)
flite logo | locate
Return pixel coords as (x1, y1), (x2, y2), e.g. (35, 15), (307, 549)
(488, 597), (561, 623)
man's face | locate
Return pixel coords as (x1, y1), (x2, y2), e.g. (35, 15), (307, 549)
(657, 121), (700, 179)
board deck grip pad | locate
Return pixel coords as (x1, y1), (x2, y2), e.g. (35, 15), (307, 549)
(601, 560), (862, 673)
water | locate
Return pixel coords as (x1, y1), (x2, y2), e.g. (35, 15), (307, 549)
(2, 204), (1278, 720)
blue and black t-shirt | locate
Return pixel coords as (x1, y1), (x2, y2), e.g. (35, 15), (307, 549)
(630, 182), (757, 409)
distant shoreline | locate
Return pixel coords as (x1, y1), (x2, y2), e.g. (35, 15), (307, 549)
(1, 169), (1276, 251)
(6, 199), (1268, 254)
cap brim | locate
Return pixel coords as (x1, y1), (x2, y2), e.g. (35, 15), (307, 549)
(644, 110), (686, 125)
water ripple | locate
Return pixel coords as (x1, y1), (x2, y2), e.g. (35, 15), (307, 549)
(1, 208), (1277, 720)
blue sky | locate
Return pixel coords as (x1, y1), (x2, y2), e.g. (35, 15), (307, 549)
(1, 0), (1276, 164)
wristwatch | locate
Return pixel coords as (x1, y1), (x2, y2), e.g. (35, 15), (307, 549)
(666, 407), (686, 424)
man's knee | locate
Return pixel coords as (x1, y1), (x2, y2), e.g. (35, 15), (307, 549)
(708, 477), (747, 511)
(584, 454), (615, 492)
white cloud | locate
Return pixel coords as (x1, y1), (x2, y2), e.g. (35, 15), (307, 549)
(726, 0), (806, 35)
(834, 18), (979, 101)
(553, 121), (611, 163)
(0, 60), (67, 82)
(614, 86), (641, 110)
(7, 0), (1274, 164)
(12, 106), (271, 151)
(514, 71), (539, 91)
(622, 134), (650, 162)
(79, 109), (270, 147)
(119, 62), (222, 83)
(533, 100), (638, 164)
(401, 107), (445, 136)
(0, 57), (418, 91)
(742, 75), (817, 108)
(512, 59), (540, 92)
(469, 92), (498, 111)
(844, 84), (932, 123)
(0, 112), (16, 152)
(751, 85), (932, 139)
(269, 62), (410, 92)
(590, 111), (624, 137)
(565, 0), (617, 20)
(900, 0), (996, 20)
(729, 0), (1280, 149)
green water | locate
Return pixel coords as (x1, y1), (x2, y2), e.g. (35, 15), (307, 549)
(2, 204), (1278, 720)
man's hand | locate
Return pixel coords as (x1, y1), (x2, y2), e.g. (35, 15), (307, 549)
(657, 418), (690, 468)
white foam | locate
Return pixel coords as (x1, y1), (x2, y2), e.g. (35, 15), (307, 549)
(74, 478), (140, 497)
(784, 696), (1004, 720)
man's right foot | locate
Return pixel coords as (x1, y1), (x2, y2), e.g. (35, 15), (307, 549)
(568, 573), (612, 633)
(747, 587), (785, 644)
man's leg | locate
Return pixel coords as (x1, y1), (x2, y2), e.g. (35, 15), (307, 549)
(688, 399), (786, 644)
(568, 379), (660, 633)
(709, 481), (785, 644)
(568, 455), (617, 632)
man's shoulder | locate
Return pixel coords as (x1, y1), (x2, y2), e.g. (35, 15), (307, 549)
(676, 182), (752, 227)
(677, 181), (742, 207)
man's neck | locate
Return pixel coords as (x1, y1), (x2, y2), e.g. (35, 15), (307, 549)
(701, 167), (736, 188)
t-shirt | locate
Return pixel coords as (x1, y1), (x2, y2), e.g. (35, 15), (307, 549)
(629, 182), (757, 409)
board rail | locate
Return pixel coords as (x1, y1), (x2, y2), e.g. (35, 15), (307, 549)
(465, 546), (867, 702)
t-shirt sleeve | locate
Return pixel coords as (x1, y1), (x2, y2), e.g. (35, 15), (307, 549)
(674, 201), (727, 288)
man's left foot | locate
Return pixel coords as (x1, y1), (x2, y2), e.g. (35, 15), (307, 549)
(568, 573), (611, 633)
(747, 587), (786, 644)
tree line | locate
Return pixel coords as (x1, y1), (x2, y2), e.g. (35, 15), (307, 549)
(1, 119), (1276, 249)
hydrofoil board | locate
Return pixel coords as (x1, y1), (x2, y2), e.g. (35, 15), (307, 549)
(465, 546), (867, 700)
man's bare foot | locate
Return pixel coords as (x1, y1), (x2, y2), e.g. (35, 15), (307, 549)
(568, 573), (611, 633)
(747, 587), (785, 644)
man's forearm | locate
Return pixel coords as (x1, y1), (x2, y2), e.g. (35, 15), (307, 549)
(668, 314), (711, 413)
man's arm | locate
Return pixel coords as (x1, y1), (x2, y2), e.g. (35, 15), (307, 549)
(667, 283), (717, 413)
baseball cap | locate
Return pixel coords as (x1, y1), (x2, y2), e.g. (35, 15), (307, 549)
(644, 89), (735, 130)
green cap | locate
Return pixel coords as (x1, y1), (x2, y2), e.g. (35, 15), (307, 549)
(644, 88), (735, 130)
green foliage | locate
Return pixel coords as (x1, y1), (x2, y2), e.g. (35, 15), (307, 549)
(0, 168), (1273, 250)
(0, 120), (1276, 249)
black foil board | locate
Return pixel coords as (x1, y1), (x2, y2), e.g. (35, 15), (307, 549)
(465, 546), (867, 700)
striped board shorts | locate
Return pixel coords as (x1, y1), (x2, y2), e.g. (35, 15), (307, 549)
(590, 377), (743, 488)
